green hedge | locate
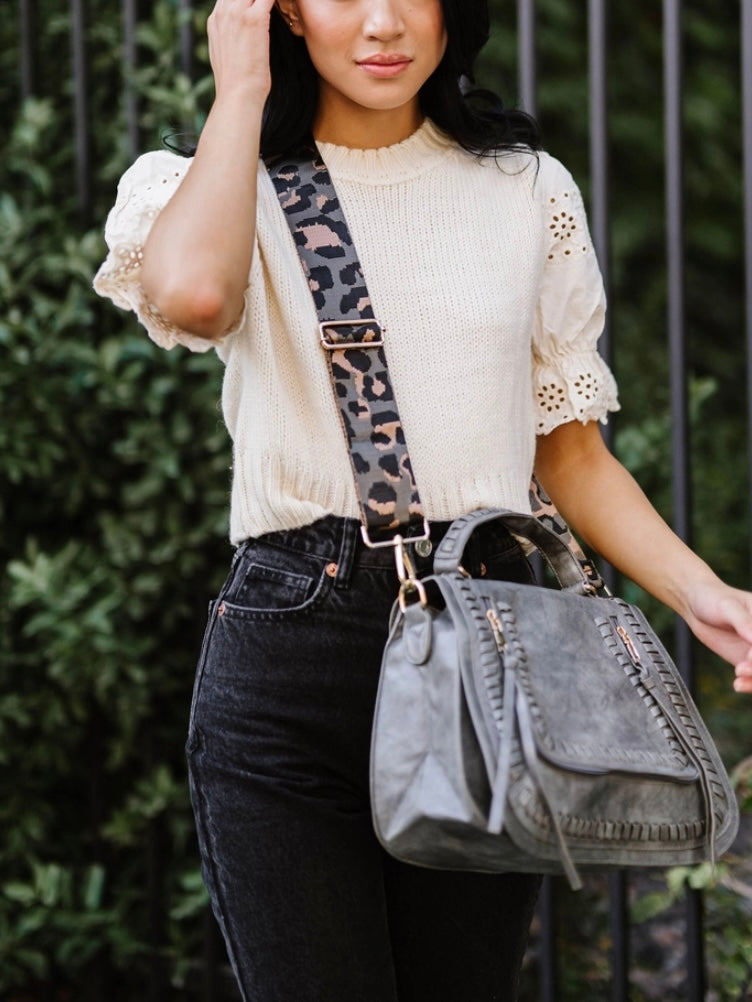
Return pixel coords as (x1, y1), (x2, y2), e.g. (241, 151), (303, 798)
(1, 2), (231, 995)
(1, 0), (750, 997)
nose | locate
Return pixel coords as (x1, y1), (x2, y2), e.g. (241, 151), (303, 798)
(363, 0), (405, 40)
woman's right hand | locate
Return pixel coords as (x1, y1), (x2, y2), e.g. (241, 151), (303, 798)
(207, 0), (278, 102)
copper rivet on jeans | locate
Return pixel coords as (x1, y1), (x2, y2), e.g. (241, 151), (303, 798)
(218, 601), (226, 616)
(325, 562), (338, 578)
(480, 563), (487, 577)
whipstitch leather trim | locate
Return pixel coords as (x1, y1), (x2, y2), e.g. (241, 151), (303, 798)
(515, 780), (707, 844)
(451, 575), (727, 849)
(612, 600), (728, 796)
(593, 615), (693, 770)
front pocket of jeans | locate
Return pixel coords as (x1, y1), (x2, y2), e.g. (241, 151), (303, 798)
(219, 560), (330, 618)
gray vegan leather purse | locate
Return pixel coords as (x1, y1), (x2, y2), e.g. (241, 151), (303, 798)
(370, 508), (738, 888)
(268, 152), (739, 890)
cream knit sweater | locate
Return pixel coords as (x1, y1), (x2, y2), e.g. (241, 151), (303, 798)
(94, 120), (619, 544)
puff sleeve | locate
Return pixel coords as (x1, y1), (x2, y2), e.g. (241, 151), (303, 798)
(93, 150), (247, 352)
(532, 154), (620, 435)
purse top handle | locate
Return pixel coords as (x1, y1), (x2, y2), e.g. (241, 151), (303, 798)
(433, 508), (596, 594)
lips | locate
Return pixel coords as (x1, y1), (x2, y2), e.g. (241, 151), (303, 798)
(358, 54), (412, 66)
(356, 54), (413, 78)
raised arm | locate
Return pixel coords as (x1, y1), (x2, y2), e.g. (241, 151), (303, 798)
(140, 0), (276, 339)
(535, 419), (752, 693)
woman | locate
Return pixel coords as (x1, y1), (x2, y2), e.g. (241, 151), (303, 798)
(94, 1), (752, 999)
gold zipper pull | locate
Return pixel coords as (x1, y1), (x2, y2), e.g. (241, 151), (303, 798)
(486, 607), (506, 652)
(616, 625), (641, 665)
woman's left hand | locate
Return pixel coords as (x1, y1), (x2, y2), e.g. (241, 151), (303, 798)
(683, 578), (752, 692)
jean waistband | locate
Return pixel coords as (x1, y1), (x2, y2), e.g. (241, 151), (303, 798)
(236, 514), (523, 590)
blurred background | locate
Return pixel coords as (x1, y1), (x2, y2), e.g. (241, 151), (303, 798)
(1, 0), (751, 999)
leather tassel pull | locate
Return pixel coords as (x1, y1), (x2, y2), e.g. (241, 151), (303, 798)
(515, 689), (583, 891)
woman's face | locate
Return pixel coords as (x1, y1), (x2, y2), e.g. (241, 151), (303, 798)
(281, 0), (448, 139)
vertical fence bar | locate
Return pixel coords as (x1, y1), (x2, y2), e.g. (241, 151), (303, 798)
(70, 0), (91, 220)
(588, 0), (611, 365)
(83, 723), (107, 1002)
(19, 0), (37, 99)
(178, 0), (195, 80)
(517, 0), (537, 116)
(518, 0), (544, 592)
(743, 0), (752, 570)
(538, 877), (557, 1002)
(663, 9), (693, 581)
(663, 3), (705, 1000)
(588, 7), (630, 997)
(202, 912), (218, 1001)
(607, 871), (629, 1002)
(147, 815), (167, 1002)
(123, 0), (139, 161)
(517, 7), (556, 998)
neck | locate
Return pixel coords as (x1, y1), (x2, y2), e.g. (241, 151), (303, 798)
(313, 91), (423, 149)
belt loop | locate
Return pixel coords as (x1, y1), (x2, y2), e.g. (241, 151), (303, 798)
(231, 539), (250, 568)
(333, 520), (359, 590)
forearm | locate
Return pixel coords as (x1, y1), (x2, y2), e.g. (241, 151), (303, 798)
(140, 89), (265, 338)
(534, 422), (718, 619)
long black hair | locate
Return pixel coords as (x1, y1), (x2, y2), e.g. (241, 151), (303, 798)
(262, 0), (541, 160)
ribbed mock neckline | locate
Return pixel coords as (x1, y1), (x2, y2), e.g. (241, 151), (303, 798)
(315, 119), (455, 185)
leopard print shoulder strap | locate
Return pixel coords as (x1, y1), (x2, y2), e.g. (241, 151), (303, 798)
(268, 155), (422, 535)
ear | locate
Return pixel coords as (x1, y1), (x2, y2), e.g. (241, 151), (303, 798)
(275, 1), (304, 36)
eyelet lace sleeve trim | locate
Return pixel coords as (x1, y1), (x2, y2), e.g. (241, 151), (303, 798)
(93, 151), (247, 352)
(546, 189), (591, 264)
(532, 154), (620, 434)
(534, 351), (620, 435)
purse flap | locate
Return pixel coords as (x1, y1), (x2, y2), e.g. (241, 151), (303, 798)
(457, 579), (700, 782)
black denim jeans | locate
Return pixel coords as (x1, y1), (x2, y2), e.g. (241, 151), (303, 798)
(187, 515), (541, 1002)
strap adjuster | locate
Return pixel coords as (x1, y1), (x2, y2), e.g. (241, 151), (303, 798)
(360, 520), (431, 550)
(319, 319), (385, 351)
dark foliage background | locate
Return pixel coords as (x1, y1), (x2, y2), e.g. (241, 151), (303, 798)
(1, 0), (750, 998)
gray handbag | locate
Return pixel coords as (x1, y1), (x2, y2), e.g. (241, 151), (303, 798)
(268, 154), (739, 890)
(370, 508), (739, 889)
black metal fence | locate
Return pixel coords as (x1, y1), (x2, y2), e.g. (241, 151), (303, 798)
(12, 0), (752, 999)
(521, 3), (749, 1000)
